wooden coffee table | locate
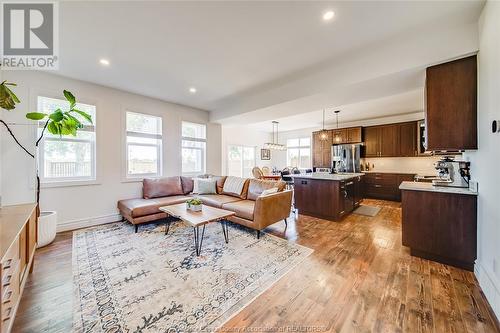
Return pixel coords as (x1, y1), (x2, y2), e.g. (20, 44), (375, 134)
(159, 203), (235, 256)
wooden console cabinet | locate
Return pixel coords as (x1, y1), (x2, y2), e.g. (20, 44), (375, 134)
(0, 204), (37, 333)
(401, 190), (477, 271)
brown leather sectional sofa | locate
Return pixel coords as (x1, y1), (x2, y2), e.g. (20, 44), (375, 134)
(117, 176), (292, 237)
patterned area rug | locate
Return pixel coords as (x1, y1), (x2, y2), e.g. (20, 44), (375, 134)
(73, 221), (313, 332)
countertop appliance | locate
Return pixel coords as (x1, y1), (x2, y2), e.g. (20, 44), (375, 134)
(432, 156), (471, 188)
(331, 144), (362, 173)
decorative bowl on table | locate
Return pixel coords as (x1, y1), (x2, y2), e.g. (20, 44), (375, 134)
(186, 198), (202, 212)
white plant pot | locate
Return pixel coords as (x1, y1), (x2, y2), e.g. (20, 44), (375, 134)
(37, 211), (57, 248)
(187, 203), (202, 212)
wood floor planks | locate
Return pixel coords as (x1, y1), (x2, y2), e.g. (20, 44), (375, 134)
(13, 199), (500, 333)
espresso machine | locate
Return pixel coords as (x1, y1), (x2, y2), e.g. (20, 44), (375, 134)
(432, 157), (471, 188)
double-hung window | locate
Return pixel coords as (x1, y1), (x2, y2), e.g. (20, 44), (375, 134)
(37, 96), (96, 183)
(126, 111), (162, 178)
(181, 122), (206, 175)
(286, 137), (311, 169)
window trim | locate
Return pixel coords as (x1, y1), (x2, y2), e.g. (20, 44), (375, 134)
(36, 94), (98, 186)
(124, 110), (163, 179)
(286, 137), (311, 169)
(181, 121), (207, 176)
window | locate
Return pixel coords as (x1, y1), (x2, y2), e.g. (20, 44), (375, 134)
(227, 145), (256, 178)
(182, 122), (206, 175)
(38, 96), (96, 183)
(126, 111), (162, 177)
(287, 137), (311, 169)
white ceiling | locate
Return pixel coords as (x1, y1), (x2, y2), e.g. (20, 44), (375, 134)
(247, 89), (424, 132)
(57, 0), (484, 117)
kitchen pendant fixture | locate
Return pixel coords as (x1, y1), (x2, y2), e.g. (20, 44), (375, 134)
(334, 110), (341, 143)
(319, 109), (329, 141)
(264, 121), (286, 151)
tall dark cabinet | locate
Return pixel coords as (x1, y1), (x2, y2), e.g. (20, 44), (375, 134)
(425, 55), (477, 150)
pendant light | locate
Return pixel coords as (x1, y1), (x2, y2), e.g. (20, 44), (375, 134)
(319, 109), (329, 141)
(334, 110), (341, 143)
(264, 121), (286, 150)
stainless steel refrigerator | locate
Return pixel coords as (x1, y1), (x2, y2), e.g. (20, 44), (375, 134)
(331, 144), (362, 173)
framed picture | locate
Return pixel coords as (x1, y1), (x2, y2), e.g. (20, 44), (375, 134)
(261, 149), (271, 160)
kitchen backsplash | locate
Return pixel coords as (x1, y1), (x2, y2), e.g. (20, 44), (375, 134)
(361, 156), (460, 175)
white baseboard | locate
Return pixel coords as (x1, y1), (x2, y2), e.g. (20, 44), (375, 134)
(56, 213), (122, 232)
(475, 262), (500, 319)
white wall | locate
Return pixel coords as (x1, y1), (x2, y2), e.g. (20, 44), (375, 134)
(465, 0), (500, 318)
(0, 71), (221, 231)
(221, 126), (272, 175)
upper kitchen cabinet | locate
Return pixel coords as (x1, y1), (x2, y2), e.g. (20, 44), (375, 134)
(362, 121), (417, 157)
(425, 55), (477, 151)
(346, 127), (362, 143)
(399, 122), (417, 157)
(312, 130), (333, 168)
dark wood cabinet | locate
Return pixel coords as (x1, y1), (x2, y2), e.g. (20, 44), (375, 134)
(425, 55), (477, 151)
(346, 127), (362, 143)
(294, 176), (362, 221)
(312, 130), (332, 168)
(401, 189), (477, 271)
(362, 121), (418, 158)
(363, 172), (415, 201)
(399, 122), (417, 157)
(363, 127), (379, 157)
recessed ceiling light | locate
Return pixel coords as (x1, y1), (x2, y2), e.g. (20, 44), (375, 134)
(99, 58), (110, 66)
(323, 11), (335, 21)
(189, 87), (197, 94)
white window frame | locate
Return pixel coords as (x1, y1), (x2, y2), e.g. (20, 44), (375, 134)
(226, 144), (256, 178)
(286, 137), (311, 169)
(181, 121), (207, 176)
(37, 96), (97, 185)
(125, 111), (163, 179)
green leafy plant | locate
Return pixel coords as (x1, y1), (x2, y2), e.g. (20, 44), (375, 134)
(187, 198), (202, 206)
(0, 82), (93, 210)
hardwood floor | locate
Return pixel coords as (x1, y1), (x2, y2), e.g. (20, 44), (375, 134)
(13, 200), (500, 333)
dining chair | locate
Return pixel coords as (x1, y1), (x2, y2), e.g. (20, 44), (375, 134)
(261, 166), (270, 175)
(252, 167), (264, 179)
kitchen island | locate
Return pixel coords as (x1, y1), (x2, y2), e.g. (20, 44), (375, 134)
(293, 173), (364, 221)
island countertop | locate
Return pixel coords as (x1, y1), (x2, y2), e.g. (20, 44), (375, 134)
(292, 172), (364, 181)
(399, 181), (478, 196)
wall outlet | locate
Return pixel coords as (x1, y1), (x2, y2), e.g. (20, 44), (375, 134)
(469, 180), (478, 193)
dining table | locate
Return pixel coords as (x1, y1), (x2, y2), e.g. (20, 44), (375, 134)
(262, 174), (282, 180)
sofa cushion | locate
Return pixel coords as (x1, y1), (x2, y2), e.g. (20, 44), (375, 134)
(118, 195), (189, 218)
(212, 176), (227, 194)
(247, 179), (286, 201)
(180, 176), (194, 194)
(222, 176), (250, 199)
(195, 194), (242, 208)
(143, 177), (183, 199)
(222, 200), (255, 221)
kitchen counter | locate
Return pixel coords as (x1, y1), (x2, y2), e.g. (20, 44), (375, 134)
(399, 181), (478, 196)
(362, 171), (418, 175)
(292, 172), (364, 181)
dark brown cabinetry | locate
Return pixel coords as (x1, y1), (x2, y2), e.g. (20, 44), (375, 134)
(363, 172), (415, 201)
(312, 130), (332, 168)
(294, 176), (362, 221)
(312, 127), (362, 167)
(401, 190), (477, 271)
(425, 55), (477, 151)
(362, 121), (418, 158)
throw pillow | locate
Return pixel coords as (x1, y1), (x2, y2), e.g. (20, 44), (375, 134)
(260, 187), (279, 197)
(194, 178), (217, 195)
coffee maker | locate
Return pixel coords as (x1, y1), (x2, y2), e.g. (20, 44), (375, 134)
(432, 157), (471, 188)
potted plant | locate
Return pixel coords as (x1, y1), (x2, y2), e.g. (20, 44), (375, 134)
(186, 198), (203, 212)
(0, 81), (93, 247)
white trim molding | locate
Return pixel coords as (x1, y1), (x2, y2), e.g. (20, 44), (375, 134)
(56, 213), (122, 232)
(475, 262), (500, 318)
